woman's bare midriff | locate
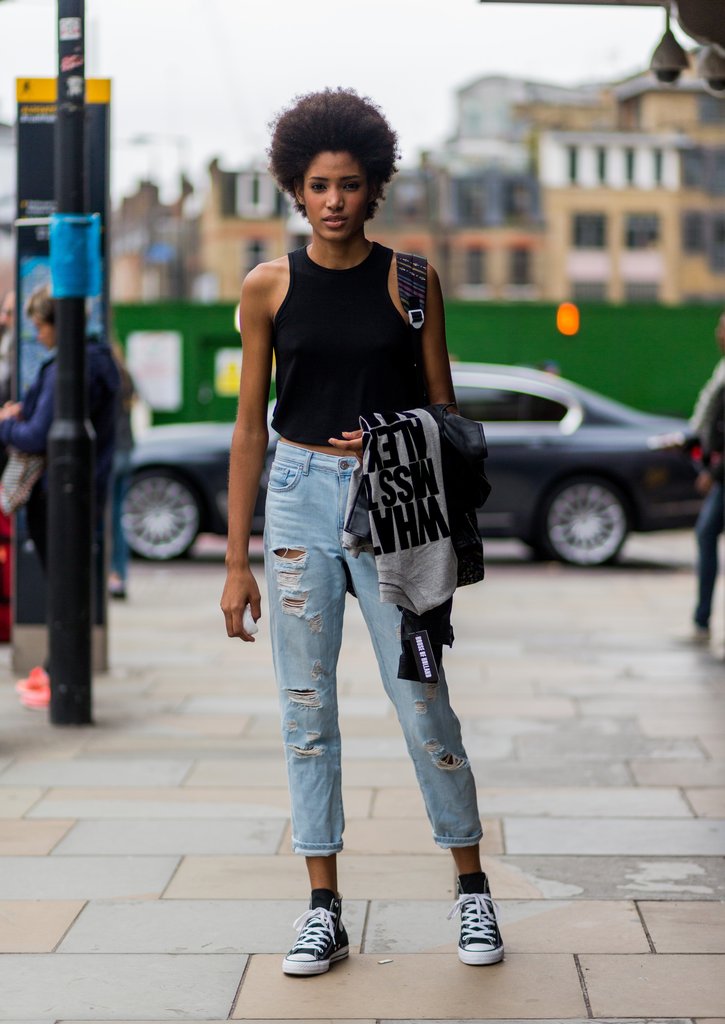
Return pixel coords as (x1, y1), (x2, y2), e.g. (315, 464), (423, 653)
(279, 437), (352, 457)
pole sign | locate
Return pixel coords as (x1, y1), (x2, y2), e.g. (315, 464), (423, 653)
(16, 78), (110, 392)
(14, 77), (110, 645)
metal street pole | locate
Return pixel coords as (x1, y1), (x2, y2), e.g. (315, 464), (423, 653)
(48, 0), (94, 725)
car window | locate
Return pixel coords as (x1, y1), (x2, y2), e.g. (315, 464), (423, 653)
(455, 388), (521, 422)
(455, 386), (568, 423)
(522, 394), (568, 422)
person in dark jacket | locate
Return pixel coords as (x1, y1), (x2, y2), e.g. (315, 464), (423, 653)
(688, 311), (725, 642)
(0, 286), (119, 705)
(0, 286), (120, 566)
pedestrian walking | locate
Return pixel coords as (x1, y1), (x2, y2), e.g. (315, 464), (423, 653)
(688, 311), (725, 643)
(221, 88), (503, 975)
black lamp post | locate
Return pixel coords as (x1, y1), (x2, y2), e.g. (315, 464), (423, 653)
(48, 0), (95, 725)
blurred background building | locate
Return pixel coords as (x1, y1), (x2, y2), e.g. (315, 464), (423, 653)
(110, 60), (725, 308)
(111, 176), (198, 302)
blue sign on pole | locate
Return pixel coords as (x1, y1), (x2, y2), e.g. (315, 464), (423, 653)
(49, 212), (101, 298)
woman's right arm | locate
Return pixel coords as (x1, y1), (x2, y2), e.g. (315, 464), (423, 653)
(0, 370), (53, 451)
(220, 263), (277, 642)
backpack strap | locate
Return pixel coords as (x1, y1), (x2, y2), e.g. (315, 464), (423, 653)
(396, 251), (429, 405)
(396, 252), (427, 329)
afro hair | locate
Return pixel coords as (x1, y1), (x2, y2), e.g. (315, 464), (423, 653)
(268, 88), (400, 220)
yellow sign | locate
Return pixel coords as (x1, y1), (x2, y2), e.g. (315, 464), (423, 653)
(16, 78), (111, 104)
(215, 348), (242, 397)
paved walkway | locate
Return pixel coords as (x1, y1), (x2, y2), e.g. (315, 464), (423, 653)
(0, 533), (723, 1022)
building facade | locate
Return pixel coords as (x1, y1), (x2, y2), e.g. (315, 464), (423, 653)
(188, 156), (544, 303)
(540, 73), (725, 304)
(111, 178), (198, 302)
(112, 69), (725, 306)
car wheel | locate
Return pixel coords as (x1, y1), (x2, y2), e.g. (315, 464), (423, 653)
(123, 470), (202, 560)
(539, 476), (629, 566)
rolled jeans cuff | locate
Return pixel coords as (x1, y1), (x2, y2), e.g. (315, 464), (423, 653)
(292, 839), (343, 856)
(433, 828), (484, 850)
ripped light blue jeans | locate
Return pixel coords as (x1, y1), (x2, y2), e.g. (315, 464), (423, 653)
(264, 442), (483, 856)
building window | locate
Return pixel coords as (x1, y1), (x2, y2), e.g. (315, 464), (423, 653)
(220, 173), (236, 216)
(597, 147), (607, 184)
(466, 248), (486, 286)
(503, 180), (535, 222)
(455, 179), (487, 225)
(394, 180), (426, 220)
(571, 281), (607, 301)
(653, 148), (663, 185)
(572, 213), (607, 248)
(245, 239), (266, 272)
(510, 247), (531, 286)
(682, 211), (706, 253)
(711, 150), (725, 196)
(711, 214), (725, 272)
(682, 148), (705, 188)
(625, 214), (659, 249)
(624, 148), (636, 185)
(236, 172), (275, 218)
(624, 282), (659, 303)
(567, 146), (578, 184)
(699, 95), (725, 125)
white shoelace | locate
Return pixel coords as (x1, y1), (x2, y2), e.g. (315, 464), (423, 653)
(289, 907), (337, 955)
(447, 892), (500, 945)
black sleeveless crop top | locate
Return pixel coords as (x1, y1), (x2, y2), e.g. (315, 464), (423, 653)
(271, 242), (419, 444)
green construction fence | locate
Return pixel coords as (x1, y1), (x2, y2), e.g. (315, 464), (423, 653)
(113, 301), (724, 426)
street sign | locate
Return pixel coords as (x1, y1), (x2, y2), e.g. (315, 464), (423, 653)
(13, 76), (111, 675)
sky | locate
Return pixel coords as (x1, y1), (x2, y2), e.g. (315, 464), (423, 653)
(0, 0), (689, 204)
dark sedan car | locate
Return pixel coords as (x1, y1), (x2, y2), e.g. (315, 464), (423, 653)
(123, 363), (700, 566)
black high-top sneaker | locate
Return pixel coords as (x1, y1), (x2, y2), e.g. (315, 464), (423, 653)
(447, 871), (504, 965)
(282, 888), (350, 976)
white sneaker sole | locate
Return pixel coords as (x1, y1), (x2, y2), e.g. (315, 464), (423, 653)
(458, 944), (504, 965)
(282, 945), (349, 976)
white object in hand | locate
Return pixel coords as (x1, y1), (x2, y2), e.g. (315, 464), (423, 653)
(243, 605), (258, 635)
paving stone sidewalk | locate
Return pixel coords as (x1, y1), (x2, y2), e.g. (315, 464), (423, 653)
(0, 532), (723, 1023)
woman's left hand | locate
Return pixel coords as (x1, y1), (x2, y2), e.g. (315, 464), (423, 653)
(328, 428), (363, 457)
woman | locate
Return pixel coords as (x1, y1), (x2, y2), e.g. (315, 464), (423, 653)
(0, 285), (119, 706)
(0, 287), (57, 571)
(221, 89), (502, 975)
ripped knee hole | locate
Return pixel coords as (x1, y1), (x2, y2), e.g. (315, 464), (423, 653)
(423, 738), (467, 771)
(273, 547), (306, 561)
(289, 743), (324, 757)
(287, 688), (322, 709)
